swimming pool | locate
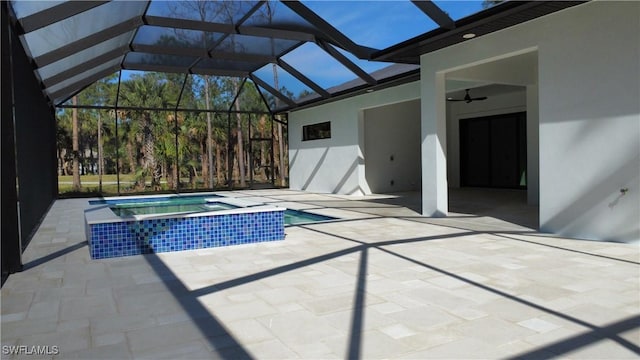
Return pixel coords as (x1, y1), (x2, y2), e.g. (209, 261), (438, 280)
(285, 209), (335, 225)
(110, 202), (237, 217)
(84, 193), (336, 259)
(89, 193), (219, 206)
(97, 194), (334, 226)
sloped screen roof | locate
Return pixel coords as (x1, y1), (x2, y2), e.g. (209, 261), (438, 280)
(8, 0), (586, 112)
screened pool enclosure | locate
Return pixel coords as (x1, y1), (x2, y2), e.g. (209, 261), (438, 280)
(10, 0), (411, 195)
(9, 0), (491, 195)
(7, 0), (573, 196)
(4, 0), (586, 278)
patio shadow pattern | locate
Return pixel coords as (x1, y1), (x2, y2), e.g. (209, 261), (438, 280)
(1, 190), (638, 359)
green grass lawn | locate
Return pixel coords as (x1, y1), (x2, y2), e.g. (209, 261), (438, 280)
(58, 174), (278, 196)
(58, 174), (135, 183)
(58, 174), (207, 196)
(59, 174), (138, 195)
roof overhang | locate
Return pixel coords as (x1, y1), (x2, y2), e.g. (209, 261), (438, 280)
(374, 1), (587, 64)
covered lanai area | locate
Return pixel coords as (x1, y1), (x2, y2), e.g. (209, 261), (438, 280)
(2, 1), (639, 358)
(4, 0), (585, 282)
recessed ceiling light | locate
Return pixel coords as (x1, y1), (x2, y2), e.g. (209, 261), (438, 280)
(462, 33), (476, 39)
(366, 89), (374, 93)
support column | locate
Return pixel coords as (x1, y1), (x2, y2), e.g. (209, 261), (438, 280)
(421, 71), (448, 216)
(356, 110), (371, 196)
(2, 3), (23, 283)
(526, 84), (540, 206)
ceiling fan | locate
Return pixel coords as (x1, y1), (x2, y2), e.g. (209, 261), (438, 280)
(447, 89), (488, 103)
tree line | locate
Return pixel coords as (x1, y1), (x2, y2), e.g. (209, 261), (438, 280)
(56, 1), (320, 195)
(56, 71), (290, 194)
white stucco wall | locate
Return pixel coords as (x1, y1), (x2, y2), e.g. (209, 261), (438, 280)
(421, 1), (640, 242)
(288, 81), (420, 195)
(364, 99), (421, 193)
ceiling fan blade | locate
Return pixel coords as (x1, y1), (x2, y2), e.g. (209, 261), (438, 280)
(447, 89), (488, 102)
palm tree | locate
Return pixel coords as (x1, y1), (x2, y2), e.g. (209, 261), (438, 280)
(168, 0), (247, 188)
(119, 74), (168, 191)
(71, 96), (81, 191)
(180, 111), (206, 188)
(96, 111), (103, 191)
(233, 79), (247, 187)
(85, 77), (117, 191)
(204, 75), (215, 188)
(262, 1), (287, 187)
(158, 112), (187, 189)
(56, 108), (72, 176)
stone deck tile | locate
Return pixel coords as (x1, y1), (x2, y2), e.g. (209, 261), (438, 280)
(1, 190), (638, 359)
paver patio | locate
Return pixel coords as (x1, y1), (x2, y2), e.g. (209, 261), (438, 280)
(1, 189), (638, 359)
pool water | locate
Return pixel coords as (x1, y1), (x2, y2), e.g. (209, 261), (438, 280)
(90, 194), (218, 206)
(284, 209), (335, 225)
(100, 194), (336, 225)
(112, 204), (335, 225)
(110, 202), (236, 217)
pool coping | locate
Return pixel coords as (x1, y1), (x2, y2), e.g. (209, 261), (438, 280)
(84, 193), (286, 225)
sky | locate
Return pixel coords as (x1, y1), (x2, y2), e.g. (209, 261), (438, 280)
(263, 0), (488, 96)
(100, 1), (490, 103)
(304, 0), (486, 49)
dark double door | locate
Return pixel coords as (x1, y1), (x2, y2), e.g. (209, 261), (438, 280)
(460, 112), (527, 189)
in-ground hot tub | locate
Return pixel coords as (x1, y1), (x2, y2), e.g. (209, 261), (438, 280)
(84, 194), (285, 259)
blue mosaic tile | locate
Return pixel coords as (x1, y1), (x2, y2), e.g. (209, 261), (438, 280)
(88, 210), (285, 259)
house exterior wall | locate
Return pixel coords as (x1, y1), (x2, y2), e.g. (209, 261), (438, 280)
(288, 81), (420, 195)
(421, 1), (639, 242)
(364, 99), (421, 193)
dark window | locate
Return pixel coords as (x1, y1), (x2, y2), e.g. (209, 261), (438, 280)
(303, 121), (331, 141)
(459, 112), (527, 189)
